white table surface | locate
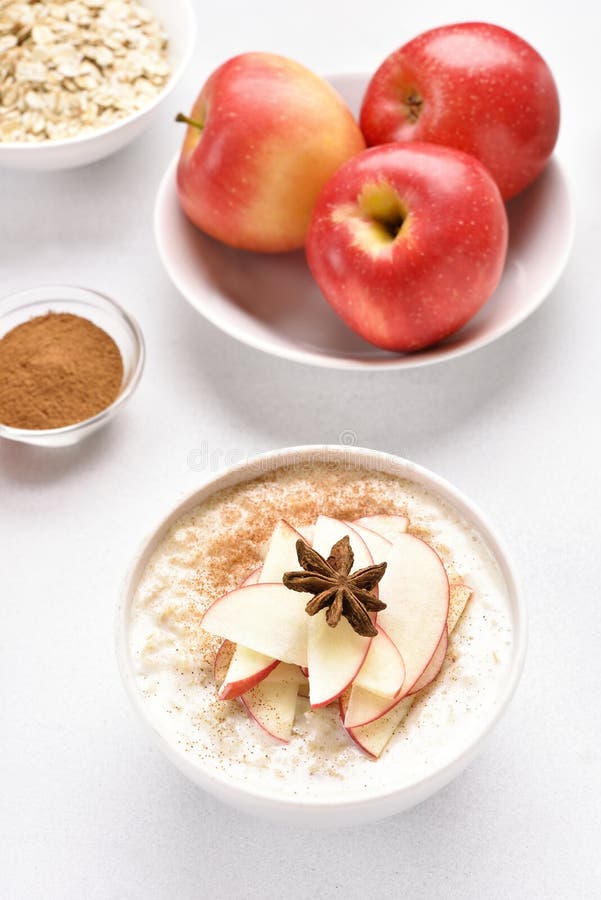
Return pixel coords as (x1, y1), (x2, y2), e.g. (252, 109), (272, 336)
(2, 1), (599, 897)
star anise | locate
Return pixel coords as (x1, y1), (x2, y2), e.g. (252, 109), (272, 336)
(283, 536), (387, 637)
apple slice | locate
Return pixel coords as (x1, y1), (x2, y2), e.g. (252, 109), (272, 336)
(343, 683), (393, 729)
(402, 581), (472, 696)
(216, 644), (308, 689)
(340, 690), (414, 759)
(263, 663), (308, 686)
(346, 520), (391, 565)
(343, 583), (473, 757)
(297, 680), (310, 699)
(406, 627), (448, 696)
(240, 679), (299, 743)
(241, 567), (261, 586)
(405, 584), (473, 695)
(352, 514), (409, 542)
(378, 533), (449, 693)
(352, 625), (405, 699)
(241, 663), (307, 743)
(343, 534), (449, 727)
(214, 639), (236, 686)
(297, 523), (315, 545)
(307, 516), (374, 708)
(215, 644), (304, 742)
(202, 581), (308, 666)
(218, 519), (307, 695)
(448, 583), (474, 632)
(216, 553), (274, 700)
(260, 518), (305, 583)
(218, 647), (279, 700)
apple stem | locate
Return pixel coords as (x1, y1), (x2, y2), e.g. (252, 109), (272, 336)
(175, 113), (204, 131)
(404, 92), (422, 123)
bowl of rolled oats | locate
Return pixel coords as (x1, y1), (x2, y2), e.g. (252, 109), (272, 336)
(0, 0), (195, 169)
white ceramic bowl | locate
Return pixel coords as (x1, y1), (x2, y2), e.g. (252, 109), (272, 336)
(154, 72), (573, 371)
(0, 0), (195, 171)
(0, 285), (144, 447)
(117, 445), (526, 827)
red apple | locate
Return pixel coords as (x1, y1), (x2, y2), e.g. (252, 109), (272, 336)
(360, 22), (560, 200)
(176, 52), (365, 252)
(306, 142), (508, 352)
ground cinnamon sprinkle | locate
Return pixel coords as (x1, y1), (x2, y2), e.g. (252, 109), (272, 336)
(0, 312), (123, 430)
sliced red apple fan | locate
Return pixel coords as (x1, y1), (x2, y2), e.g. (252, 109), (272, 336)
(201, 513), (473, 758)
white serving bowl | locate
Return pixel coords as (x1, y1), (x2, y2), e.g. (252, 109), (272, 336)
(154, 72), (573, 370)
(117, 445), (526, 827)
(0, 0), (195, 171)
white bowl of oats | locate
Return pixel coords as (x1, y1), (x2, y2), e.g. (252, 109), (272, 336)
(118, 445), (526, 827)
(0, 0), (195, 169)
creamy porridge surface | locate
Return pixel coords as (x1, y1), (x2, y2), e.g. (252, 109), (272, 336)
(128, 463), (513, 798)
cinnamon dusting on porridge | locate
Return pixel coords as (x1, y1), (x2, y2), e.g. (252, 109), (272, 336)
(128, 463), (512, 798)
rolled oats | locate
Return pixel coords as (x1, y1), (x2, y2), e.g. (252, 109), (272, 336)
(0, 0), (170, 142)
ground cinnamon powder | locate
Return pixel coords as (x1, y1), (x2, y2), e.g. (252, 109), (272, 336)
(0, 312), (124, 430)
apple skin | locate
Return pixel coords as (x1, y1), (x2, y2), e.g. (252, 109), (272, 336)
(241, 567), (261, 587)
(176, 52), (365, 252)
(360, 22), (560, 200)
(306, 142), (508, 352)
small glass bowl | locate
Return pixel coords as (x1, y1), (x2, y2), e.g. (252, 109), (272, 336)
(0, 285), (145, 447)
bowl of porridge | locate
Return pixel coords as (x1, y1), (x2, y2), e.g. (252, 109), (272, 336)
(0, 0), (195, 169)
(117, 445), (526, 827)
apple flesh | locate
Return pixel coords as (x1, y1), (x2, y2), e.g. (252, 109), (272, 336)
(241, 567), (261, 587)
(360, 22), (560, 200)
(340, 689), (414, 759)
(346, 520), (391, 565)
(307, 516), (374, 708)
(213, 639), (236, 687)
(218, 648), (279, 701)
(306, 142), (508, 352)
(259, 519), (305, 583)
(176, 52), (365, 252)
(262, 663), (308, 687)
(406, 626), (448, 695)
(352, 624), (405, 699)
(352, 514), (408, 541)
(214, 643), (306, 692)
(202, 581), (308, 666)
(240, 680), (299, 742)
(448, 583), (474, 631)
(296, 524), (315, 545)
